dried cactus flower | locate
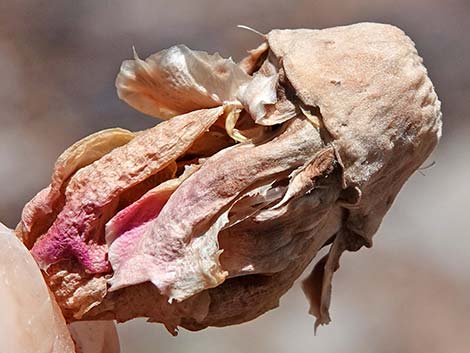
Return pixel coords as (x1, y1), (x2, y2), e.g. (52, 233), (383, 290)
(15, 22), (441, 334)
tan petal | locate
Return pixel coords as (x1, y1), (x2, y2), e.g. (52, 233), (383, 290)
(18, 128), (134, 248)
(31, 107), (225, 274)
(238, 42), (269, 75)
(108, 117), (324, 301)
(182, 197), (343, 330)
(237, 55), (297, 126)
(116, 45), (250, 119)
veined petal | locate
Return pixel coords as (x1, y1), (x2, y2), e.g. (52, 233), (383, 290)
(106, 164), (200, 248)
(108, 117), (324, 301)
(31, 107), (225, 274)
(116, 45), (250, 119)
(18, 128), (135, 248)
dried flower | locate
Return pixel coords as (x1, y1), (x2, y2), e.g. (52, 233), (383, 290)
(16, 22), (441, 334)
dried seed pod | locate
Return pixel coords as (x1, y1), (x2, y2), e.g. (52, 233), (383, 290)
(15, 22), (441, 334)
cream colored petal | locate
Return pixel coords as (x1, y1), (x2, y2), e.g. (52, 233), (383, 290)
(116, 45), (250, 119)
(237, 72), (278, 124)
(237, 56), (297, 126)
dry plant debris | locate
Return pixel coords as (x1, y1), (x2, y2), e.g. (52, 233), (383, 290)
(15, 23), (441, 334)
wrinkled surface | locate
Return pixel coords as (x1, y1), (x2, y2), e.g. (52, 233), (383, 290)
(116, 45), (249, 119)
(267, 23), (442, 187)
(31, 107), (224, 273)
(17, 128), (135, 249)
(17, 22), (441, 333)
(108, 117), (324, 302)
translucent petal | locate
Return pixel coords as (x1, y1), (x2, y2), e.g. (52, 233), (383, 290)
(116, 45), (250, 119)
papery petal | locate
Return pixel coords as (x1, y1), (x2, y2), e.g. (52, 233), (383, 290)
(184, 197), (343, 330)
(225, 180), (285, 228)
(106, 164), (200, 260)
(237, 73), (278, 123)
(116, 45), (250, 119)
(237, 58), (297, 126)
(108, 117), (324, 301)
(271, 147), (335, 209)
(31, 107), (225, 273)
(18, 128), (135, 248)
(239, 42), (269, 75)
(219, 187), (336, 278)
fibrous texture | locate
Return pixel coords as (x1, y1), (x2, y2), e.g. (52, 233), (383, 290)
(0, 223), (120, 353)
(16, 23), (441, 334)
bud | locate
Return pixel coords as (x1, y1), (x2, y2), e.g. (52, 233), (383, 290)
(17, 23), (441, 334)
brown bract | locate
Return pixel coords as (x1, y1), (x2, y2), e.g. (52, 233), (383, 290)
(17, 23), (441, 333)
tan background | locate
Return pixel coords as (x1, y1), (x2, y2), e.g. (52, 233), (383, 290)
(1, 1), (469, 352)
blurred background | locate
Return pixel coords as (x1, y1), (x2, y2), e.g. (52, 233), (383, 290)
(0, 0), (469, 352)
